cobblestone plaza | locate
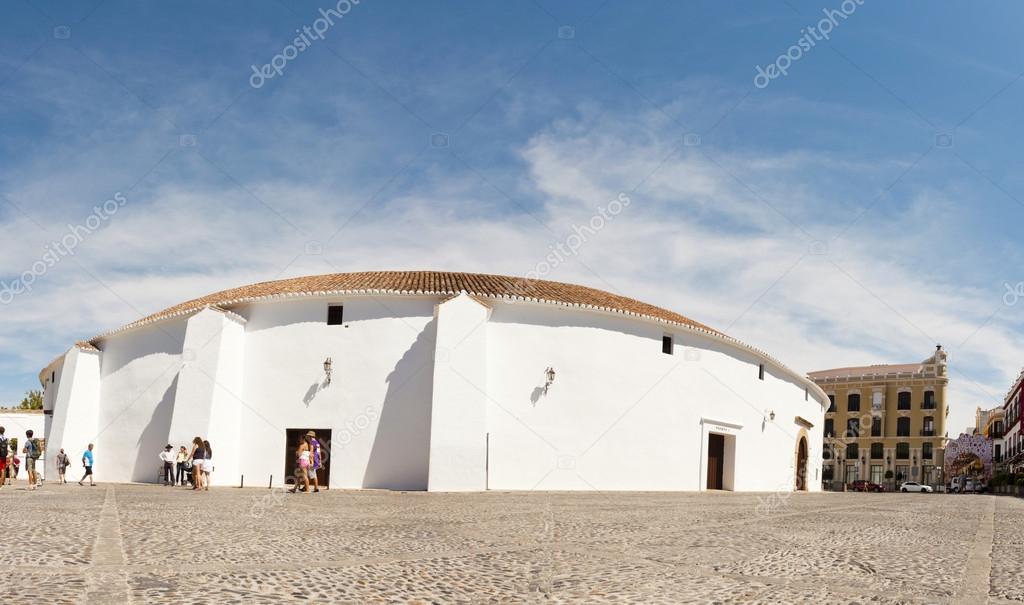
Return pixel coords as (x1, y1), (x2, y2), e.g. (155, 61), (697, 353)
(1, 485), (1020, 604)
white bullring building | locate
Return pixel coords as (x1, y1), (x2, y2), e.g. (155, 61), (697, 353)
(40, 271), (827, 492)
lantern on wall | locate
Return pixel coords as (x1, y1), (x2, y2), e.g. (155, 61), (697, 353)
(544, 367), (556, 393)
(323, 357), (333, 385)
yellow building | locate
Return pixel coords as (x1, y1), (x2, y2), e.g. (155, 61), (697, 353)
(809, 346), (948, 489)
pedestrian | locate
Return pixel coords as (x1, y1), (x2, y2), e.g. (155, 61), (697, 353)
(307, 431), (321, 493)
(159, 445), (175, 486)
(290, 434), (311, 494)
(188, 437), (205, 491)
(22, 430), (41, 491)
(0, 426), (7, 491)
(78, 443), (95, 486)
(201, 439), (213, 491)
(55, 448), (70, 484)
(175, 446), (188, 487)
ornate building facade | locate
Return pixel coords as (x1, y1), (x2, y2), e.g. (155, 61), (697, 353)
(810, 347), (948, 489)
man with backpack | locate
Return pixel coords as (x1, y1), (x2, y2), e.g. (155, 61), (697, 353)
(0, 426), (7, 490)
(22, 429), (41, 491)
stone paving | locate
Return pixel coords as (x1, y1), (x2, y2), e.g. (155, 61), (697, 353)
(0, 483), (1020, 604)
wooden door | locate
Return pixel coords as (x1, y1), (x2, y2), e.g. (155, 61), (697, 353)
(707, 433), (724, 490)
(796, 437), (808, 491)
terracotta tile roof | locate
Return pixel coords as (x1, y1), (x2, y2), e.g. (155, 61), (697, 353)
(97, 271), (723, 338)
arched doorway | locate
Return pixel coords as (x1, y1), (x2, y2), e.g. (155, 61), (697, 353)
(795, 436), (808, 491)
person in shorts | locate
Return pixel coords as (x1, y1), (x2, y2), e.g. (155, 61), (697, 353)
(79, 443), (95, 486)
(188, 437), (205, 491)
(307, 431), (321, 493)
(0, 426), (7, 490)
(56, 448), (71, 484)
(23, 429), (41, 490)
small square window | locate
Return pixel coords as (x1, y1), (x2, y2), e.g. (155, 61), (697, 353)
(327, 305), (344, 325)
(662, 335), (673, 355)
(758, 364), (765, 380)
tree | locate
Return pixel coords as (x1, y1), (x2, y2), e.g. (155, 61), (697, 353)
(18, 390), (43, 410)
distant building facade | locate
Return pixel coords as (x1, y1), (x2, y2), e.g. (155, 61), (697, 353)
(975, 405), (1005, 468)
(810, 347), (948, 488)
(1003, 370), (1024, 473)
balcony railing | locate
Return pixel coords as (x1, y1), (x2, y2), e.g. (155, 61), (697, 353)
(920, 429), (935, 437)
(922, 402), (936, 410)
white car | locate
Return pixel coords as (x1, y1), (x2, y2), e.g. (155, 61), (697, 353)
(899, 481), (933, 493)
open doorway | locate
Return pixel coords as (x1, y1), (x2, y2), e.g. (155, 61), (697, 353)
(795, 436), (808, 491)
(705, 432), (736, 490)
(284, 428), (332, 488)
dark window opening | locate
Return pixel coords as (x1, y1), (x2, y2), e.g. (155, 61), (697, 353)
(896, 442), (910, 459)
(871, 417), (882, 437)
(847, 393), (860, 412)
(662, 335), (673, 355)
(897, 417), (910, 437)
(824, 419), (834, 438)
(327, 305), (344, 325)
(827, 395), (836, 413)
(870, 443), (884, 459)
(922, 442), (933, 459)
(897, 391), (911, 410)
(758, 364), (765, 380)
(846, 443), (858, 459)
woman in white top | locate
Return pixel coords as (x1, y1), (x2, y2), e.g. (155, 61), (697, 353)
(291, 435), (311, 494)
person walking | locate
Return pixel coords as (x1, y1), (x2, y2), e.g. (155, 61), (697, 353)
(159, 445), (175, 486)
(200, 440), (213, 491)
(55, 449), (70, 484)
(175, 446), (188, 487)
(188, 437), (205, 491)
(307, 431), (322, 493)
(22, 430), (41, 491)
(78, 443), (95, 486)
(0, 426), (7, 491)
(290, 434), (312, 494)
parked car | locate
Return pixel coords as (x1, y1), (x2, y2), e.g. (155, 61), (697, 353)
(962, 478), (988, 493)
(847, 480), (886, 492)
(900, 481), (933, 493)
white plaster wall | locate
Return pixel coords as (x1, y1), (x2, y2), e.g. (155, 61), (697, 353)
(43, 347), (102, 482)
(428, 294), (489, 491)
(237, 296), (436, 490)
(44, 293), (824, 492)
(94, 320), (186, 483)
(483, 302), (825, 492)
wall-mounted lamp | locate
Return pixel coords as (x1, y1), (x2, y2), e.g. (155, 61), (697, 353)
(323, 357), (333, 385)
(544, 367), (556, 394)
(769, 410), (776, 421)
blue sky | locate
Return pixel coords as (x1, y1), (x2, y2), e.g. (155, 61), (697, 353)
(2, 1), (1023, 433)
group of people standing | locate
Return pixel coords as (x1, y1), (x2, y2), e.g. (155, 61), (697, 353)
(158, 438), (213, 490)
(291, 430), (323, 494)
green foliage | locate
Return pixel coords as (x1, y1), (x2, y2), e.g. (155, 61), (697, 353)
(884, 470), (894, 479)
(18, 389), (43, 410)
(1016, 476), (1024, 487)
